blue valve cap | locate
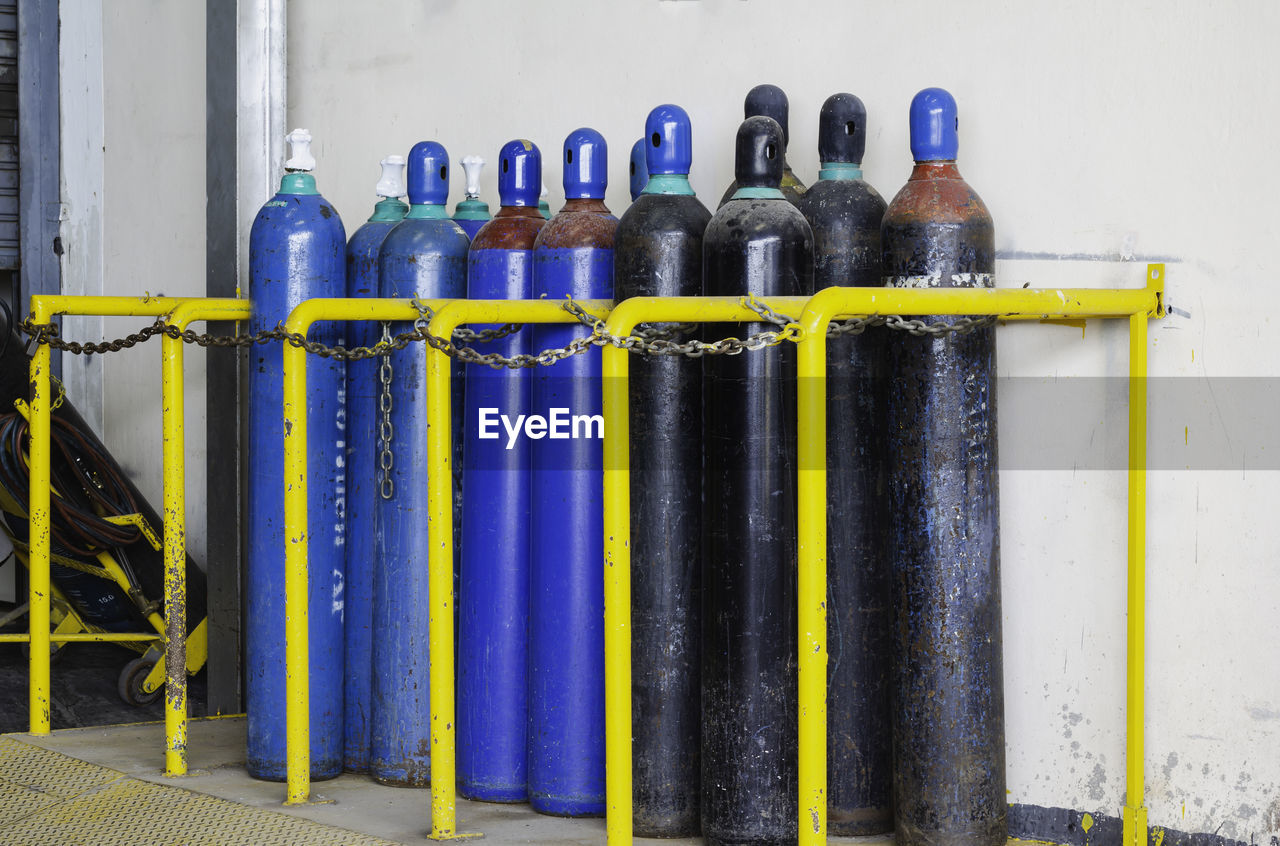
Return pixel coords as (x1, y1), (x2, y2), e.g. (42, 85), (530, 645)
(909, 87), (959, 162)
(629, 138), (649, 201)
(498, 139), (541, 207)
(744, 84), (790, 146)
(563, 127), (608, 199)
(407, 140), (450, 205)
(644, 103), (693, 176)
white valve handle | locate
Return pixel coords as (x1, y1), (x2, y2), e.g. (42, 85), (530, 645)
(376, 155), (406, 198)
(461, 156), (485, 199)
(285, 128), (315, 172)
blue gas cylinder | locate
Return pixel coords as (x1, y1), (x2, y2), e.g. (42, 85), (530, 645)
(628, 137), (649, 202)
(370, 140), (470, 786)
(883, 88), (1004, 846)
(452, 155), (492, 239)
(528, 128), (615, 817)
(343, 155), (408, 774)
(458, 139), (545, 803)
(246, 128), (347, 781)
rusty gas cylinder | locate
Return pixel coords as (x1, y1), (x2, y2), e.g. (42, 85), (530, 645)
(882, 87), (1005, 846)
(528, 127), (617, 817)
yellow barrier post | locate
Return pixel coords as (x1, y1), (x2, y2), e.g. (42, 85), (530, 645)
(27, 296), (54, 734)
(795, 296), (832, 846)
(600, 295), (810, 846)
(423, 304), (462, 839)
(25, 295), (210, 736)
(794, 278), (1163, 846)
(161, 299), (252, 777)
(1122, 264), (1162, 846)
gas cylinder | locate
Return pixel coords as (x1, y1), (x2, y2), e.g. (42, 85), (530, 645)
(452, 155), (492, 240)
(458, 138), (545, 803)
(246, 128), (346, 781)
(528, 127), (615, 817)
(882, 87), (1004, 846)
(628, 137), (649, 202)
(370, 140), (469, 787)
(702, 115), (811, 846)
(792, 92), (892, 835)
(538, 182), (552, 220)
(718, 84), (807, 207)
(613, 104), (710, 838)
(343, 155), (408, 773)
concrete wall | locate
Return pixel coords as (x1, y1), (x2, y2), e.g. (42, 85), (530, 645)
(59, 0), (209, 566)
(288, 1), (1280, 840)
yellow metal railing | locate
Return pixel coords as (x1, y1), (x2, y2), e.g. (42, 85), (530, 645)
(597, 275), (1162, 846)
(279, 271), (1161, 846)
(786, 270), (1164, 846)
(23, 266), (1161, 844)
(160, 299), (253, 773)
(20, 294), (250, 781)
(279, 298), (612, 839)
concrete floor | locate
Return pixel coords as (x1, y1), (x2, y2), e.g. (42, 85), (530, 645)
(0, 641), (208, 734)
(6, 717), (730, 845)
(5, 716), (1044, 845)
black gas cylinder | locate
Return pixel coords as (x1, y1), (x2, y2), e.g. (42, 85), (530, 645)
(792, 92), (892, 836)
(613, 103), (711, 838)
(718, 84), (807, 207)
(702, 114), (812, 846)
(882, 87), (1004, 846)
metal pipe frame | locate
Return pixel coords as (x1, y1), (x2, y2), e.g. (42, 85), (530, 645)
(280, 298), (439, 808)
(161, 299), (253, 775)
(599, 294), (811, 846)
(600, 273), (1162, 846)
(279, 297), (612, 840)
(24, 295), (248, 783)
(278, 277), (1160, 844)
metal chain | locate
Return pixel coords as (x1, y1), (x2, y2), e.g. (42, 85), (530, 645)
(16, 297), (999, 369)
(377, 323), (395, 500)
(881, 314), (997, 336)
(739, 298), (997, 338)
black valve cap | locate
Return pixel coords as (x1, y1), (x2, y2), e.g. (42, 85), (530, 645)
(818, 92), (867, 165)
(734, 116), (785, 189)
(744, 83), (790, 146)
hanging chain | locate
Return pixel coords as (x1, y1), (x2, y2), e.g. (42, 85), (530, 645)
(377, 322), (395, 500)
(17, 295), (999, 368)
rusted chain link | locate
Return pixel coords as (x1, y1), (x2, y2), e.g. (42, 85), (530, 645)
(18, 297), (999, 368)
(736, 297), (997, 338)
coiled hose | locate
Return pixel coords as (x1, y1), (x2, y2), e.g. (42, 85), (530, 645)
(0, 410), (144, 558)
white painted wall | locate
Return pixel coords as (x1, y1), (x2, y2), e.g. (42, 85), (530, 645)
(59, 0), (209, 567)
(58, 0), (105, 437)
(66, 0), (1276, 839)
(286, 0), (1280, 840)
